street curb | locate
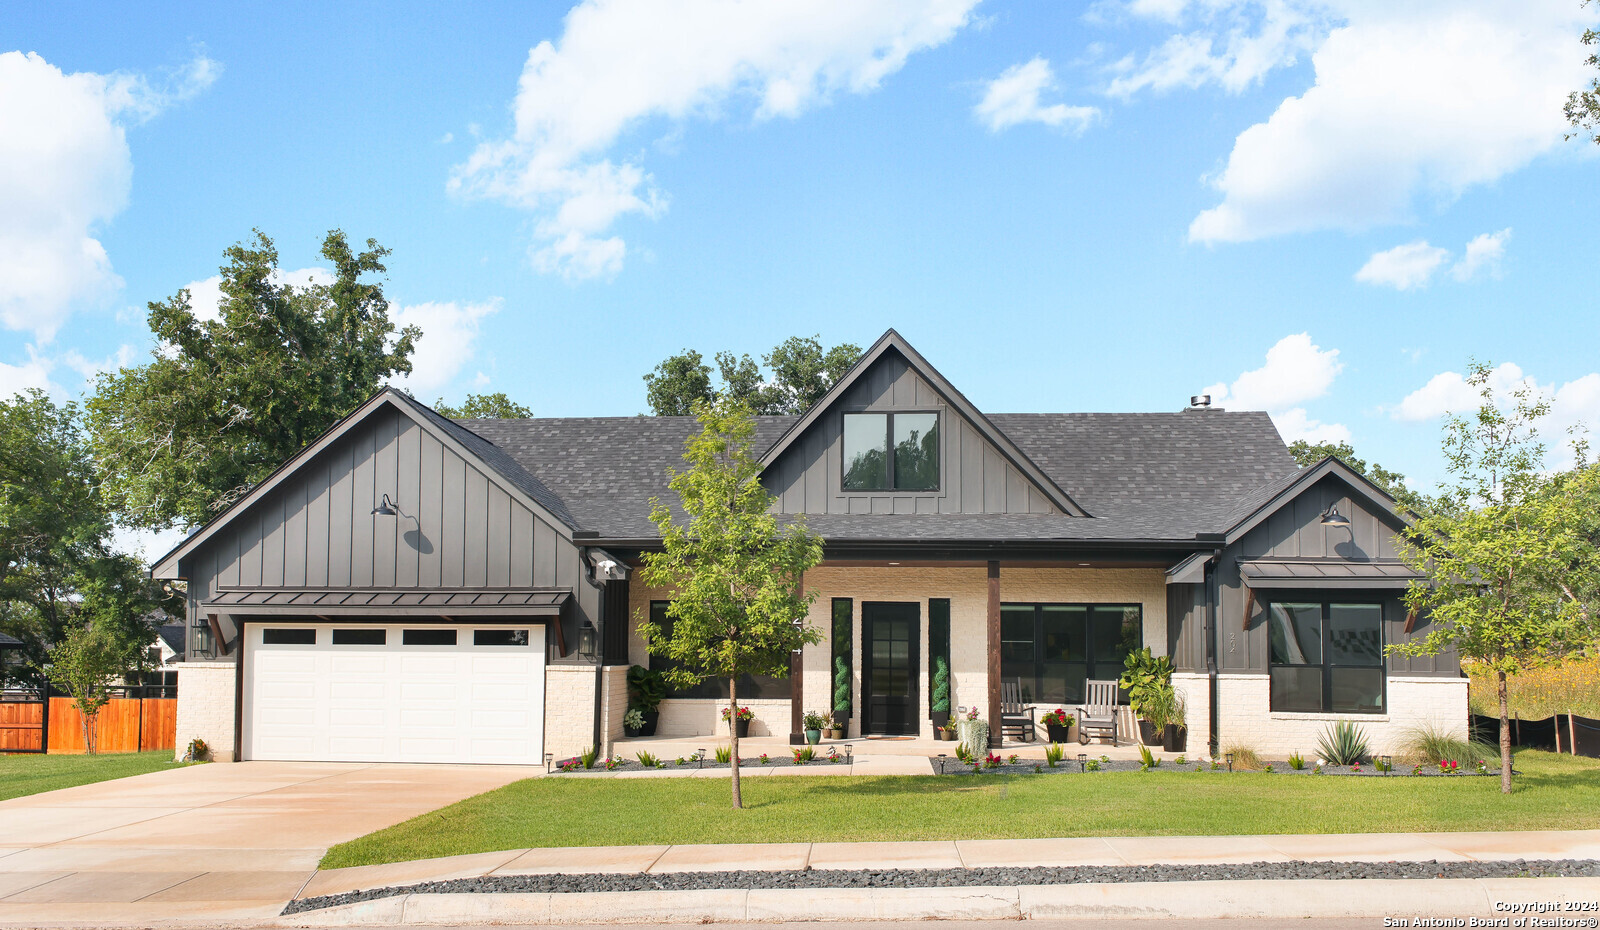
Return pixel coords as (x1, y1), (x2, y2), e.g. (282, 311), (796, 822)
(268, 876), (1600, 925)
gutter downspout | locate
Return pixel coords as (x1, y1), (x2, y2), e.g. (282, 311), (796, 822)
(1206, 549), (1222, 760)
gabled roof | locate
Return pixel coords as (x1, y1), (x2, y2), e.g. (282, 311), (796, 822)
(755, 329), (1088, 516)
(149, 388), (579, 578)
(1221, 455), (1409, 546)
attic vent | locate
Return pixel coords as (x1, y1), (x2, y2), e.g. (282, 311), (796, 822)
(1188, 394), (1212, 409)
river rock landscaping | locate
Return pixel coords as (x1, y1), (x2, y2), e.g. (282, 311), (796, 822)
(926, 756), (1500, 776)
(283, 858), (1599, 916)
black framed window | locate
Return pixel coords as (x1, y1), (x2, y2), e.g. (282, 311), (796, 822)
(1268, 599), (1385, 713)
(332, 629), (385, 646)
(648, 601), (788, 699)
(1000, 604), (1141, 705)
(842, 412), (939, 491)
(402, 629), (457, 646)
(262, 628), (316, 645)
(474, 629), (530, 646)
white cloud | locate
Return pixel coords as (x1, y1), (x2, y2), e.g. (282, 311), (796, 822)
(451, 0), (979, 279)
(1354, 240), (1449, 290)
(390, 299), (502, 394)
(179, 267), (334, 324)
(1203, 332), (1348, 444)
(0, 51), (218, 340)
(1185, 1), (1591, 243)
(1108, 0), (1331, 97)
(0, 342), (137, 400)
(975, 57), (1099, 133)
(111, 524), (191, 567)
(0, 347), (57, 399)
(1450, 227), (1510, 282)
(1393, 362), (1600, 469)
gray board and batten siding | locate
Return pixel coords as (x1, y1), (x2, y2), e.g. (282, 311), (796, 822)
(1166, 471), (1458, 677)
(175, 398), (593, 661)
(761, 349), (1064, 517)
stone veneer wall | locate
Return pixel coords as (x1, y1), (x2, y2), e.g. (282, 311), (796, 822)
(1171, 671), (1212, 754)
(630, 565), (1167, 742)
(174, 662), (238, 762)
(598, 665), (629, 757)
(544, 665), (598, 761)
(1213, 673), (1468, 757)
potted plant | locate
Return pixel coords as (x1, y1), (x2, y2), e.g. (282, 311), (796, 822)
(626, 665), (666, 736)
(623, 708), (648, 738)
(831, 655), (851, 736)
(1162, 691), (1188, 752)
(1041, 708), (1074, 743)
(722, 705), (754, 738)
(936, 720), (957, 741)
(956, 706), (989, 757)
(1140, 681), (1177, 748)
(803, 710), (828, 745)
(930, 654), (952, 730)
(1119, 648), (1174, 746)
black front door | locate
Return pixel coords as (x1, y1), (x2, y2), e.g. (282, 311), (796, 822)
(862, 602), (919, 735)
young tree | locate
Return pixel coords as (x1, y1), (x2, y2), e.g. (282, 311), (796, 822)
(48, 623), (143, 754)
(637, 398), (825, 809)
(434, 392), (533, 419)
(1391, 363), (1600, 793)
(87, 230), (419, 530)
(1287, 439), (1427, 512)
(0, 391), (164, 673)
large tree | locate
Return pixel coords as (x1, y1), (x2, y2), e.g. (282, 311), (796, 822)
(87, 230), (419, 530)
(643, 335), (861, 416)
(1567, 0), (1600, 143)
(1391, 363), (1600, 793)
(434, 392), (532, 419)
(637, 398), (825, 809)
(1287, 439), (1427, 512)
(0, 390), (164, 681)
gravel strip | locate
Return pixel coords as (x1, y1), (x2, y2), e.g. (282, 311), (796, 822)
(929, 759), (1498, 776)
(283, 858), (1598, 915)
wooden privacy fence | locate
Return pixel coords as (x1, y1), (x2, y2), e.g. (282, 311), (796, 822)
(7, 698), (176, 754)
(0, 700), (44, 752)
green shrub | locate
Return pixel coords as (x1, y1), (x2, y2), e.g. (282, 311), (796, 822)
(579, 745), (599, 769)
(1222, 743), (1263, 771)
(833, 656), (851, 714)
(635, 750), (660, 768)
(714, 745), (732, 764)
(931, 655), (951, 714)
(1044, 742), (1064, 767)
(791, 746), (815, 765)
(1316, 721), (1370, 766)
(1137, 744), (1161, 769)
(1287, 751), (1306, 770)
(626, 665), (667, 714)
(1397, 723), (1496, 766)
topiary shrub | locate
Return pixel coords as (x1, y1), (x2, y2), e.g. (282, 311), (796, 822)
(832, 655), (851, 714)
(931, 655), (951, 714)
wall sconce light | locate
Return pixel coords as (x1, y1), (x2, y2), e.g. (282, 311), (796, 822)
(371, 493), (398, 516)
(1318, 504), (1350, 527)
(578, 622), (598, 661)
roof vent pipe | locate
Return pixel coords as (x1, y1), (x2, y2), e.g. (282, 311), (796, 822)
(1189, 394), (1212, 409)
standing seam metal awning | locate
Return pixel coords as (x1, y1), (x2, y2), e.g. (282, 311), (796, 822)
(1237, 559), (1421, 589)
(201, 588), (571, 617)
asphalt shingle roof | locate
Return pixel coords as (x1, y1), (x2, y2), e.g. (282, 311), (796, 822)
(465, 410), (1298, 543)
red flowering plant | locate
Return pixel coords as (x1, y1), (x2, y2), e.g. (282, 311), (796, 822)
(983, 753), (1003, 769)
(720, 706), (755, 722)
(1438, 759), (1459, 775)
(1041, 708), (1073, 727)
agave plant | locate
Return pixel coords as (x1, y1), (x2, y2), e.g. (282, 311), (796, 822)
(1316, 720), (1370, 766)
(1044, 742), (1064, 767)
(714, 744), (732, 764)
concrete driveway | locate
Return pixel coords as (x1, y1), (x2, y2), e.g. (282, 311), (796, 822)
(0, 760), (541, 925)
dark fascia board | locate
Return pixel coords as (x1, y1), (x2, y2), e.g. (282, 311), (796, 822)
(755, 329), (1088, 517)
(149, 388), (577, 579)
(1222, 455), (1410, 547)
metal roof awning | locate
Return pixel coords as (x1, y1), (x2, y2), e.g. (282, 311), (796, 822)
(1238, 559), (1421, 589)
(1165, 552), (1212, 585)
(202, 588), (571, 617)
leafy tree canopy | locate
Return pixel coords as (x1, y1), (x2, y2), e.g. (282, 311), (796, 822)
(48, 622), (145, 754)
(637, 397), (825, 807)
(434, 392), (532, 419)
(643, 335), (861, 416)
(1287, 439), (1427, 512)
(1391, 362), (1600, 792)
(87, 230), (419, 530)
(1567, 1), (1600, 144)
(0, 390), (164, 680)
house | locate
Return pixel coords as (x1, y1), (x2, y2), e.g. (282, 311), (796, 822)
(151, 329), (1465, 763)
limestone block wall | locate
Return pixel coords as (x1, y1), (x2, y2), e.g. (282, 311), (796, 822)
(544, 665), (598, 761)
(598, 665), (629, 757)
(174, 662), (238, 762)
(655, 698), (791, 739)
(1172, 672), (1212, 754)
(1214, 673), (1469, 758)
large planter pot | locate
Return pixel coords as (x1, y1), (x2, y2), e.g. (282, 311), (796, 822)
(1045, 722), (1073, 744)
(805, 728), (821, 745)
(1163, 724), (1187, 753)
(832, 710), (850, 728)
(824, 727), (843, 740)
(936, 728), (956, 741)
(729, 718), (751, 739)
(624, 710), (659, 738)
(1138, 719), (1161, 746)
(930, 710), (951, 730)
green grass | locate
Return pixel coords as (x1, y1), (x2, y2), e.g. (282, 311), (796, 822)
(0, 750), (179, 802)
(321, 750), (1600, 869)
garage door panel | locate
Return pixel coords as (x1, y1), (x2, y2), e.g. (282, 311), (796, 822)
(247, 621), (544, 764)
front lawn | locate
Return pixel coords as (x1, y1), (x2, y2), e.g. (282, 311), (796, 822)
(0, 751), (178, 802)
(321, 749), (1600, 869)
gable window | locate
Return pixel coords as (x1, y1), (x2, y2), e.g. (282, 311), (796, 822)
(842, 412), (939, 491)
(1268, 599), (1385, 713)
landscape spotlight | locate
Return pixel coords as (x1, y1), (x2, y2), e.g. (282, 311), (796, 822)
(1077, 753), (1087, 773)
(1225, 752), (1235, 773)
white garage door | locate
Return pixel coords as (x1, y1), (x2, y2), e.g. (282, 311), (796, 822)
(243, 622), (545, 764)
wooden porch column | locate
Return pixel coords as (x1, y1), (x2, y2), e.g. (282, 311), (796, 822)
(789, 649), (805, 745)
(987, 560), (1002, 748)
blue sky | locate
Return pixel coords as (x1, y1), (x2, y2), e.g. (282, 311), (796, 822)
(5, 0), (1599, 522)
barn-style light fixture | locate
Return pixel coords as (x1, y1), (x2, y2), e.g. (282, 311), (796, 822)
(371, 494), (398, 516)
(1318, 504), (1350, 527)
